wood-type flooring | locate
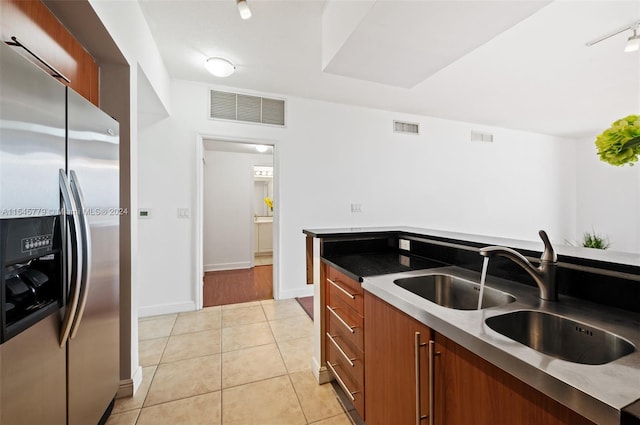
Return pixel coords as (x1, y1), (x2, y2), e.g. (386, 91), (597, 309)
(203, 265), (273, 307)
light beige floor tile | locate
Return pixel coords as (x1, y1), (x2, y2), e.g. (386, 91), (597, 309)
(112, 366), (157, 413)
(277, 336), (313, 373)
(105, 409), (139, 425)
(139, 337), (168, 367)
(161, 329), (221, 363)
(144, 354), (221, 407)
(221, 300), (262, 310)
(172, 308), (221, 335)
(222, 343), (287, 388)
(310, 413), (353, 425)
(222, 375), (306, 425)
(136, 392), (221, 425)
(138, 315), (177, 340)
(268, 316), (313, 342)
(221, 321), (275, 352)
(290, 371), (344, 423)
(222, 305), (267, 328)
(262, 299), (307, 321)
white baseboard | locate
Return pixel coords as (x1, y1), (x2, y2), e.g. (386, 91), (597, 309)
(311, 356), (332, 384)
(204, 261), (252, 272)
(138, 301), (196, 318)
(116, 365), (143, 399)
(277, 286), (314, 300)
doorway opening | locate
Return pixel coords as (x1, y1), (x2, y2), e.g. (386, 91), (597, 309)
(194, 136), (278, 308)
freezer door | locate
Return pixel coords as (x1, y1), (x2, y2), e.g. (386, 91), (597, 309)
(0, 43), (65, 218)
(66, 88), (120, 425)
(0, 313), (67, 425)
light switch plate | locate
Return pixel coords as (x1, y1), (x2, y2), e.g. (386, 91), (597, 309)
(177, 208), (190, 218)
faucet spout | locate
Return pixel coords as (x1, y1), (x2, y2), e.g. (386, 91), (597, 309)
(479, 230), (558, 301)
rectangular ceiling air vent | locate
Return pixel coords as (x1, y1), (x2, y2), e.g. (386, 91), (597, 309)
(394, 120), (419, 135)
(210, 90), (285, 126)
(471, 131), (494, 143)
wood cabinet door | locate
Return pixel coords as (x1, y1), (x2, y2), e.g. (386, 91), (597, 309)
(433, 333), (596, 425)
(365, 292), (432, 425)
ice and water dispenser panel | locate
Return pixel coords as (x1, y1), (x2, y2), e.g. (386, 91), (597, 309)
(1, 216), (63, 343)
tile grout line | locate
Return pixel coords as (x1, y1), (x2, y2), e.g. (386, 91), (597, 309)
(263, 301), (313, 424)
(131, 301), (315, 425)
(219, 311), (224, 425)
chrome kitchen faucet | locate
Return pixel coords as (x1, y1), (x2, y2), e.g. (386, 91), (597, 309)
(479, 230), (558, 301)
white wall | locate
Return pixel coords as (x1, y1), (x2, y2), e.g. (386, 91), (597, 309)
(136, 78), (578, 315)
(203, 150), (272, 271)
(88, 0), (172, 391)
(576, 136), (640, 253)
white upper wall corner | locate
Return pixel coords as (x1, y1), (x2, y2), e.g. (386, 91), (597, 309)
(89, 0), (172, 116)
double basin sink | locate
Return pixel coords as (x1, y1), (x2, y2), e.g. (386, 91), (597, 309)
(394, 273), (635, 365)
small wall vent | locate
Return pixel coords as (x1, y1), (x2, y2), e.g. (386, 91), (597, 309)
(471, 131), (494, 143)
(210, 90), (285, 126)
(394, 120), (419, 135)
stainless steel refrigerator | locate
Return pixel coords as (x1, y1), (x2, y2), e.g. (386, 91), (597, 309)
(0, 41), (120, 425)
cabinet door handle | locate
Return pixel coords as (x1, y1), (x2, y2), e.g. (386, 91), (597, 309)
(327, 278), (356, 300)
(326, 305), (356, 333)
(428, 340), (440, 425)
(415, 332), (428, 425)
(327, 361), (357, 401)
(327, 332), (355, 367)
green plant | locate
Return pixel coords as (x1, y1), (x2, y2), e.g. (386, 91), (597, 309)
(595, 115), (640, 166)
(582, 231), (610, 250)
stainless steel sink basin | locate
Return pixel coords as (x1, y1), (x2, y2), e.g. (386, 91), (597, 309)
(393, 274), (516, 310)
(485, 310), (635, 365)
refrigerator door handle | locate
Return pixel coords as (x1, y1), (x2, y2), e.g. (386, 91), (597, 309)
(69, 170), (92, 339)
(59, 169), (83, 347)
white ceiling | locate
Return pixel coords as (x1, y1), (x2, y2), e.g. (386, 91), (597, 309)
(138, 0), (640, 138)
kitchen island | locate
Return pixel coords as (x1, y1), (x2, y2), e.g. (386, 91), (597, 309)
(304, 227), (640, 425)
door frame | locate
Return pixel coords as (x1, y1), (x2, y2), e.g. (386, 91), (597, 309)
(194, 133), (280, 309)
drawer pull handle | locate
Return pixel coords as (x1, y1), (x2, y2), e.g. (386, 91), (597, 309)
(327, 361), (357, 401)
(415, 332), (428, 425)
(326, 306), (356, 334)
(428, 340), (440, 425)
(327, 332), (355, 367)
(327, 278), (356, 300)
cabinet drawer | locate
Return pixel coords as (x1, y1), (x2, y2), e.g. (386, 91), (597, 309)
(326, 331), (364, 388)
(327, 357), (365, 417)
(326, 298), (364, 353)
(326, 268), (363, 314)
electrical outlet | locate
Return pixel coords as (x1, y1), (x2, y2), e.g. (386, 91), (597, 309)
(350, 203), (362, 213)
(399, 239), (410, 251)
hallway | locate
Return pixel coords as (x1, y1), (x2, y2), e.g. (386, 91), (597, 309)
(203, 265), (273, 307)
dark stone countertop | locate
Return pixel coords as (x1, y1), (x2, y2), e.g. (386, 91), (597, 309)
(322, 252), (446, 282)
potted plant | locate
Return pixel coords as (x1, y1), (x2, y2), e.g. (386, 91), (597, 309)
(595, 115), (640, 166)
(582, 231), (610, 250)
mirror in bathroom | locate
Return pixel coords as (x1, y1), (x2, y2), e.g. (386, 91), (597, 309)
(254, 165), (273, 218)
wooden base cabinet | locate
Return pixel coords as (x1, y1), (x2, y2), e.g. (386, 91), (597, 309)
(324, 265), (365, 417)
(433, 333), (596, 425)
(364, 292), (432, 425)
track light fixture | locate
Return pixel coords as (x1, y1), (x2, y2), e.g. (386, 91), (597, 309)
(237, 0), (251, 20)
(586, 20), (640, 52)
(625, 28), (640, 53)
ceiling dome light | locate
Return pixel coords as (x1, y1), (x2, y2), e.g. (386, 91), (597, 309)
(205, 57), (235, 77)
(625, 30), (640, 52)
(237, 0), (252, 20)
(255, 145), (268, 153)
